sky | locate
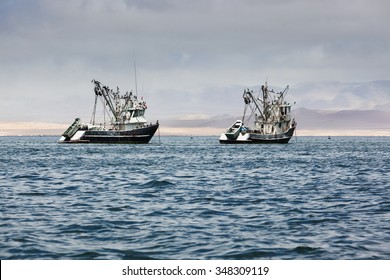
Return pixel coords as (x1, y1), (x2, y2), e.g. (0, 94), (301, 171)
(1, 0), (389, 126)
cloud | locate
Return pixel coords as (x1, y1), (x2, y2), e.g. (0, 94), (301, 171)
(1, 0), (389, 124)
(290, 80), (390, 111)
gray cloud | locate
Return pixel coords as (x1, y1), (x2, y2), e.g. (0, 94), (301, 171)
(1, 0), (389, 123)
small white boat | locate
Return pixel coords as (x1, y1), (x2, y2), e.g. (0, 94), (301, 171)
(224, 120), (243, 140)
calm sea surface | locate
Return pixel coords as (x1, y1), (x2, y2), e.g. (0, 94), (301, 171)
(0, 136), (389, 260)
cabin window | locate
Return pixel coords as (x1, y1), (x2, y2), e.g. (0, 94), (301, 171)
(133, 110), (144, 117)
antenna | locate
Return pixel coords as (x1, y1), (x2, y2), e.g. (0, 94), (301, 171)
(134, 60), (138, 96)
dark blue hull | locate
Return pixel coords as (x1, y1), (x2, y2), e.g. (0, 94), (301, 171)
(62, 124), (159, 144)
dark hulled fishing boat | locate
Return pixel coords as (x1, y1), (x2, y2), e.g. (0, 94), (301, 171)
(59, 80), (159, 144)
(220, 82), (297, 144)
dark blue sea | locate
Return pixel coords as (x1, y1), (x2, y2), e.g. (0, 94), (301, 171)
(1, 136), (389, 260)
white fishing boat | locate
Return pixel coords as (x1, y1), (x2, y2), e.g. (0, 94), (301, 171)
(220, 82), (297, 144)
(59, 79), (159, 144)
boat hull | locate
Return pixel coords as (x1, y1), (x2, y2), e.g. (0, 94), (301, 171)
(220, 126), (295, 144)
(59, 123), (159, 144)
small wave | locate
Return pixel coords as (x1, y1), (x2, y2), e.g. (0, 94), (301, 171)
(60, 223), (107, 234)
(199, 209), (230, 217)
(71, 251), (102, 259)
(69, 202), (91, 207)
(377, 201), (390, 213)
(292, 245), (320, 254)
(221, 249), (276, 259)
(17, 192), (46, 196)
(221, 246), (325, 259)
(141, 180), (176, 188)
(107, 207), (123, 212)
(12, 174), (40, 180)
(144, 209), (172, 217)
(62, 186), (80, 191)
(7, 247), (56, 260)
(121, 249), (157, 260)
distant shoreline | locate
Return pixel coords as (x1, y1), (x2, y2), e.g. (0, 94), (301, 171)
(1, 126), (389, 137)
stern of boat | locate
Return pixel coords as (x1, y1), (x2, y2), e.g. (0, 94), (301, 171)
(219, 131), (251, 143)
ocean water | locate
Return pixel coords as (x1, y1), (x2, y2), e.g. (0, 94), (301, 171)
(0, 135), (389, 260)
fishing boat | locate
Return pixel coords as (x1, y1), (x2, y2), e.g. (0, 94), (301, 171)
(59, 79), (159, 144)
(219, 82), (297, 144)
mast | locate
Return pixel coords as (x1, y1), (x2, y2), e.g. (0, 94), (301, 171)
(91, 94), (98, 125)
(261, 83), (270, 120)
(134, 60), (138, 97)
(243, 82), (290, 124)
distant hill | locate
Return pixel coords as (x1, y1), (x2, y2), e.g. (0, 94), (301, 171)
(162, 108), (390, 135)
(292, 108), (390, 130)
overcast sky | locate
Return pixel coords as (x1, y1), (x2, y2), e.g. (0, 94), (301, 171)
(1, 0), (389, 123)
